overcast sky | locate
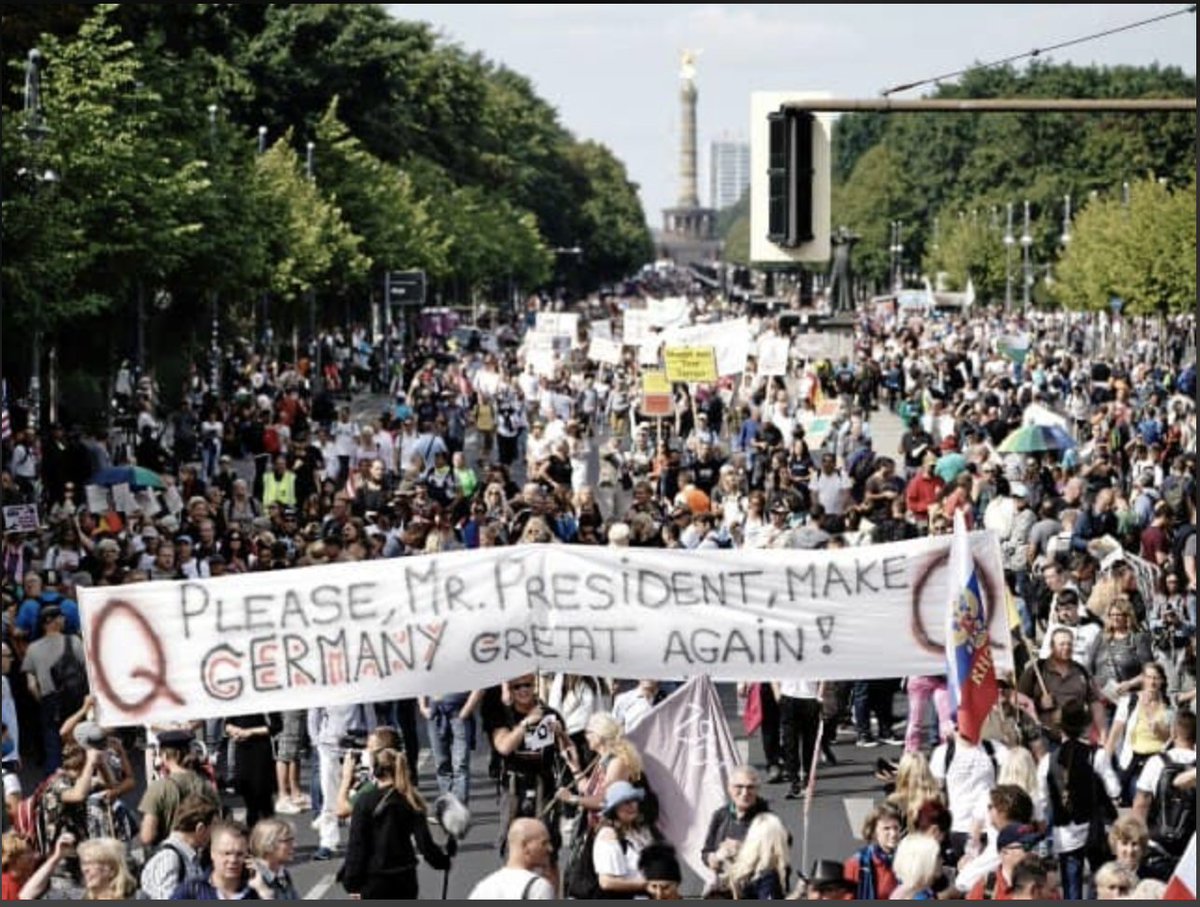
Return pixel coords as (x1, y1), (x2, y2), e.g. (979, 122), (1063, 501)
(388, 4), (1196, 226)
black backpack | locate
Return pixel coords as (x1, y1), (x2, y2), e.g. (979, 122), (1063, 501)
(1150, 752), (1197, 855)
(943, 737), (998, 778)
(50, 635), (89, 718)
(564, 823), (622, 900)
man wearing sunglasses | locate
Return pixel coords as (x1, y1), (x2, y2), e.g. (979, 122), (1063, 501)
(484, 674), (580, 878)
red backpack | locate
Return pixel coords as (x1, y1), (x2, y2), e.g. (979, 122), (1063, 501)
(12, 770), (64, 854)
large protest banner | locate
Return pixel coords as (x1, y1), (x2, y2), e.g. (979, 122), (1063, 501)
(661, 317), (751, 377)
(78, 531), (1011, 726)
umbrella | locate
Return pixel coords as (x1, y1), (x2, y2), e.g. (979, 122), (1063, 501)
(88, 465), (166, 490)
(998, 424), (1076, 455)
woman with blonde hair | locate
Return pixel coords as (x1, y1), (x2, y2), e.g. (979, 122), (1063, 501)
(889, 832), (943, 900)
(995, 746), (1041, 819)
(724, 812), (792, 899)
(1106, 660), (1172, 804)
(1090, 597), (1153, 708)
(20, 836), (140, 900)
(885, 752), (943, 828)
(1093, 861), (1137, 899)
(559, 711), (645, 830)
(249, 817), (299, 899)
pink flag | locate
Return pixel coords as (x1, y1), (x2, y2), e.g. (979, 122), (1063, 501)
(626, 675), (743, 884)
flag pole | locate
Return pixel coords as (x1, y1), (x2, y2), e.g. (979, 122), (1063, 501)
(802, 717), (825, 869)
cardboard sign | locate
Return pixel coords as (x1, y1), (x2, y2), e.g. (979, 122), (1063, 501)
(642, 371), (671, 395)
(664, 347), (718, 383)
(2, 503), (39, 533)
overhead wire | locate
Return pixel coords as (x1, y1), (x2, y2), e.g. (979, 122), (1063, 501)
(882, 5), (1197, 96)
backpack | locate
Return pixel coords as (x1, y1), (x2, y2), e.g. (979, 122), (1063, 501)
(943, 737), (998, 779)
(12, 770), (63, 854)
(50, 635), (89, 719)
(1161, 476), (1189, 521)
(564, 823), (628, 900)
(263, 426), (282, 455)
(1150, 753), (1197, 855)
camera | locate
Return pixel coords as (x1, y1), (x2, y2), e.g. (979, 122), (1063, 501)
(338, 733), (368, 752)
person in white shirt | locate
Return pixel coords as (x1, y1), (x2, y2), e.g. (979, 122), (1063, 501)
(809, 453), (852, 517)
(469, 818), (555, 899)
(930, 730), (1009, 858)
(612, 680), (664, 733)
(1038, 590), (1101, 668)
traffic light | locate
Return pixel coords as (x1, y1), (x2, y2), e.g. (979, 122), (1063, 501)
(767, 108), (815, 247)
(750, 92), (831, 264)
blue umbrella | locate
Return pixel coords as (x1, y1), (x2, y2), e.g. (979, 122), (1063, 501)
(998, 424), (1076, 455)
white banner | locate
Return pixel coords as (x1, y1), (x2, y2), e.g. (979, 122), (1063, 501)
(78, 532), (1011, 726)
(646, 296), (691, 329)
(589, 319), (612, 340)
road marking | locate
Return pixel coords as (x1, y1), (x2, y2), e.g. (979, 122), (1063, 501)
(305, 872), (337, 900)
(843, 797), (876, 838)
(736, 738), (751, 764)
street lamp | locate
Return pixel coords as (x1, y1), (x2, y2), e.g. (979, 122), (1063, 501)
(21, 48), (55, 434)
(207, 104), (221, 395)
(889, 220), (903, 292)
(257, 126), (270, 353)
(1003, 203), (1015, 313)
(304, 141), (318, 387)
(1020, 200), (1033, 310)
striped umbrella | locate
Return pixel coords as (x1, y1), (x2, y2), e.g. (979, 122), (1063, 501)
(998, 424), (1076, 454)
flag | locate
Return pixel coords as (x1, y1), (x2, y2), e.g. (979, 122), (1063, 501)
(1164, 834), (1196, 900)
(945, 512), (998, 745)
(1, 379), (10, 441)
(741, 683), (763, 736)
(997, 332), (1031, 366)
(626, 675), (742, 884)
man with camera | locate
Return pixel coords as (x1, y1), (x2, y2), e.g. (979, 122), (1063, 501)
(310, 703), (376, 861)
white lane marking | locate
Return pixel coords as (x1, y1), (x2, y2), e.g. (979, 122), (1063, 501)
(305, 872), (337, 900)
(736, 738), (751, 765)
(843, 797), (876, 838)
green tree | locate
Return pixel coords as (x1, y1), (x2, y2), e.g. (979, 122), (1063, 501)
(1057, 177), (1196, 315)
(924, 214), (1007, 302)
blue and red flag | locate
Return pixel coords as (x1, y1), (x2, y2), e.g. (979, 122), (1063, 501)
(945, 512), (998, 745)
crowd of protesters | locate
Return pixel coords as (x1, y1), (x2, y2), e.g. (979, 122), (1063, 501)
(1, 270), (1196, 899)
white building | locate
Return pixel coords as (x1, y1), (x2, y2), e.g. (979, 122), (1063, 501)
(709, 138), (750, 211)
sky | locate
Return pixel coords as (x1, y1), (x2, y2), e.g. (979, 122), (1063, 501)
(388, 4), (1196, 227)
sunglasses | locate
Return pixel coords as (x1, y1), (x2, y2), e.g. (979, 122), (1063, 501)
(511, 682), (536, 691)
(732, 784), (758, 791)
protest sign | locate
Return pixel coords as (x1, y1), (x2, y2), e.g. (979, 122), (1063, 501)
(622, 308), (654, 347)
(2, 503), (39, 533)
(662, 318), (751, 376)
(535, 311), (579, 338)
(589, 319), (612, 340)
(638, 339), (662, 367)
(587, 337), (624, 366)
(112, 483), (138, 515)
(664, 347), (717, 383)
(79, 531), (1011, 726)
(86, 485), (111, 515)
(757, 335), (791, 377)
(646, 296), (690, 329)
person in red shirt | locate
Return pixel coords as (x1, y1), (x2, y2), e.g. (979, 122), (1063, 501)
(906, 452), (945, 530)
(1139, 501), (1173, 567)
(1, 833), (38, 901)
(843, 803), (902, 899)
(967, 823), (1043, 900)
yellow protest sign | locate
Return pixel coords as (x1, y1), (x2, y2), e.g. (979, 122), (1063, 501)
(641, 371), (671, 395)
(663, 346), (718, 383)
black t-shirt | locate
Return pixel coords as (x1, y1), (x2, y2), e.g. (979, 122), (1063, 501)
(482, 697), (567, 785)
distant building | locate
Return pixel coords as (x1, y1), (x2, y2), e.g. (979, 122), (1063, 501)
(710, 138), (750, 211)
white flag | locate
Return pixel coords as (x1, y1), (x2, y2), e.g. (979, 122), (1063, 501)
(625, 675), (742, 884)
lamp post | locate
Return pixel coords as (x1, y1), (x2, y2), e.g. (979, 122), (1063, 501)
(305, 141), (319, 388)
(208, 103), (221, 395)
(1003, 203), (1015, 314)
(889, 220), (903, 292)
(257, 126), (270, 355)
(1020, 200), (1033, 310)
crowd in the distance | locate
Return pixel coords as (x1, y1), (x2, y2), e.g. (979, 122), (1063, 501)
(1, 278), (1196, 899)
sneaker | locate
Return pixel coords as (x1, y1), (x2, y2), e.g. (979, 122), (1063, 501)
(856, 735), (881, 749)
(879, 734), (905, 747)
(292, 793), (313, 811)
(765, 764), (784, 784)
(275, 798), (300, 815)
(313, 847), (336, 861)
(785, 781), (803, 800)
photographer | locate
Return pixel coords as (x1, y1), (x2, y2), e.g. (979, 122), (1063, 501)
(335, 725), (403, 819)
(484, 674), (580, 876)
